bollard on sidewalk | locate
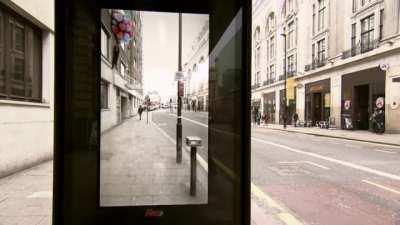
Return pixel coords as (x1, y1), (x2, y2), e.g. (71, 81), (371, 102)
(185, 136), (202, 196)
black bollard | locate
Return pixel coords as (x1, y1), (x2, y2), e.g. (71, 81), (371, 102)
(190, 146), (197, 196)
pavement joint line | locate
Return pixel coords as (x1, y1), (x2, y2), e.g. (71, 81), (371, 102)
(277, 161), (330, 170)
(165, 112), (303, 225)
(150, 118), (208, 173)
(252, 137), (400, 181)
(362, 179), (400, 195)
(374, 149), (397, 154)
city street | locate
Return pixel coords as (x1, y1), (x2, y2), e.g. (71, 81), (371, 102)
(153, 110), (400, 225)
(1, 110), (400, 225)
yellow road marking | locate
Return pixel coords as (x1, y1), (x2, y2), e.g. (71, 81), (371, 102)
(251, 183), (304, 225)
(278, 213), (304, 225)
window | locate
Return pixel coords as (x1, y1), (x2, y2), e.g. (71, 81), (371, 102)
(255, 46), (261, 69)
(266, 40), (269, 61)
(312, 43), (315, 62)
(100, 80), (108, 109)
(270, 36), (275, 59)
(288, 21), (295, 49)
(379, 9), (384, 40)
(361, 14), (374, 52)
(288, 55), (295, 73)
(101, 27), (109, 58)
(120, 61), (126, 77)
(318, 0), (325, 31)
(269, 64), (275, 81)
(254, 27), (260, 43)
(255, 71), (261, 85)
(317, 38), (326, 62)
(0, 6), (42, 102)
(312, 4), (316, 35)
(267, 13), (275, 33)
(361, 0), (371, 7)
(288, 0), (294, 13)
(351, 23), (356, 54)
(352, 0), (357, 12)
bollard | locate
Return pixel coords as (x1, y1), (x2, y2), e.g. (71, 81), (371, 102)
(190, 146), (196, 196)
(185, 136), (202, 196)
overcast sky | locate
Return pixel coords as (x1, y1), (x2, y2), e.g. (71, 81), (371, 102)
(141, 11), (208, 102)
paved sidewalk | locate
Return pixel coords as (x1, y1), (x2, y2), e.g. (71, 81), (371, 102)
(254, 123), (400, 146)
(100, 116), (208, 206)
(0, 161), (52, 225)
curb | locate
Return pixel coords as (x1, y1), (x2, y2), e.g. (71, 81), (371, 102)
(0, 156), (53, 179)
(257, 126), (400, 147)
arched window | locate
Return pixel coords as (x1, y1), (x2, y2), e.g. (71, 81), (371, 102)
(266, 12), (275, 34)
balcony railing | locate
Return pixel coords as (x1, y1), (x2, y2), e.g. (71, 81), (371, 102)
(263, 79), (276, 86)
(304, 59), (327, 72)
(252, 83), (261, 90)
(341, 39), (380, 60)
(124, 74), (142, 90)
(287, 70), (296, 78)
(278, 70), (296, 81)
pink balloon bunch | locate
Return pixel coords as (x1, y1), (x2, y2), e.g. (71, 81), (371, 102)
(111, 10), (134, 44)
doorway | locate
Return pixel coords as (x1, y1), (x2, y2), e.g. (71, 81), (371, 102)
(354, 84), (370, 130)
(312, 92), (322, 124)
(121, 96), (129, 119)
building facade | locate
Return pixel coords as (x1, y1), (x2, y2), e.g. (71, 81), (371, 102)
(0, 0), (54, 176)
(100, 10), (143, 133)
(184, 20), (209, 112)
(252, 0), (400, 133)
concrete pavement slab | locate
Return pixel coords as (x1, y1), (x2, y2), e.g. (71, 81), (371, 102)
(100, 116), (208, 206)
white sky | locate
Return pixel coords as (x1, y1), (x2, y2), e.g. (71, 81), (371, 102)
(142, 11), (208, 103)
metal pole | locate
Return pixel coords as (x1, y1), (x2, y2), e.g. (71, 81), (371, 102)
(145, 95), (149, 124)
(176, 13), (183, 163)
(281, 33), (287, 129)
(190, 146), (197, 196)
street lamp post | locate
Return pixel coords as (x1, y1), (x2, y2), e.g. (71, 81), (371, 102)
(176, 13), (183, 163)
(281, 33), (287, 129)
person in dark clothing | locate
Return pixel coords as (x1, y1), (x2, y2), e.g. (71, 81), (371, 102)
(293, 112), (299, 127)
(138, 105), (144, 120)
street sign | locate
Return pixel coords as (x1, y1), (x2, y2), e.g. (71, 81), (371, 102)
(175, 71), (185, 81)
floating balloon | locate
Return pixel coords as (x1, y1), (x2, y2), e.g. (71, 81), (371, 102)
(111, 10), (134, 44)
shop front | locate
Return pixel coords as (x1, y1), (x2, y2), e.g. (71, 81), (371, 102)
(263, 91), (276, 124)
(341, 67), (385, 131)
(305, 79), (331, 126)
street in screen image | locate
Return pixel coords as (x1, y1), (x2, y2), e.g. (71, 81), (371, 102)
(99, 9), (209, 206)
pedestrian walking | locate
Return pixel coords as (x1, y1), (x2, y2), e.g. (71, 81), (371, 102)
(138, 105), (144, 120)
(293, 112), (299, 127)
(256, 110), (261, 126)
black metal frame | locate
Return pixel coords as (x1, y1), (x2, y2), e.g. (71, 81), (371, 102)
(54, 0), (251, 224)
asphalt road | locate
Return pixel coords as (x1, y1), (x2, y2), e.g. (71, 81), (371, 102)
(152, 109), (400, 225)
